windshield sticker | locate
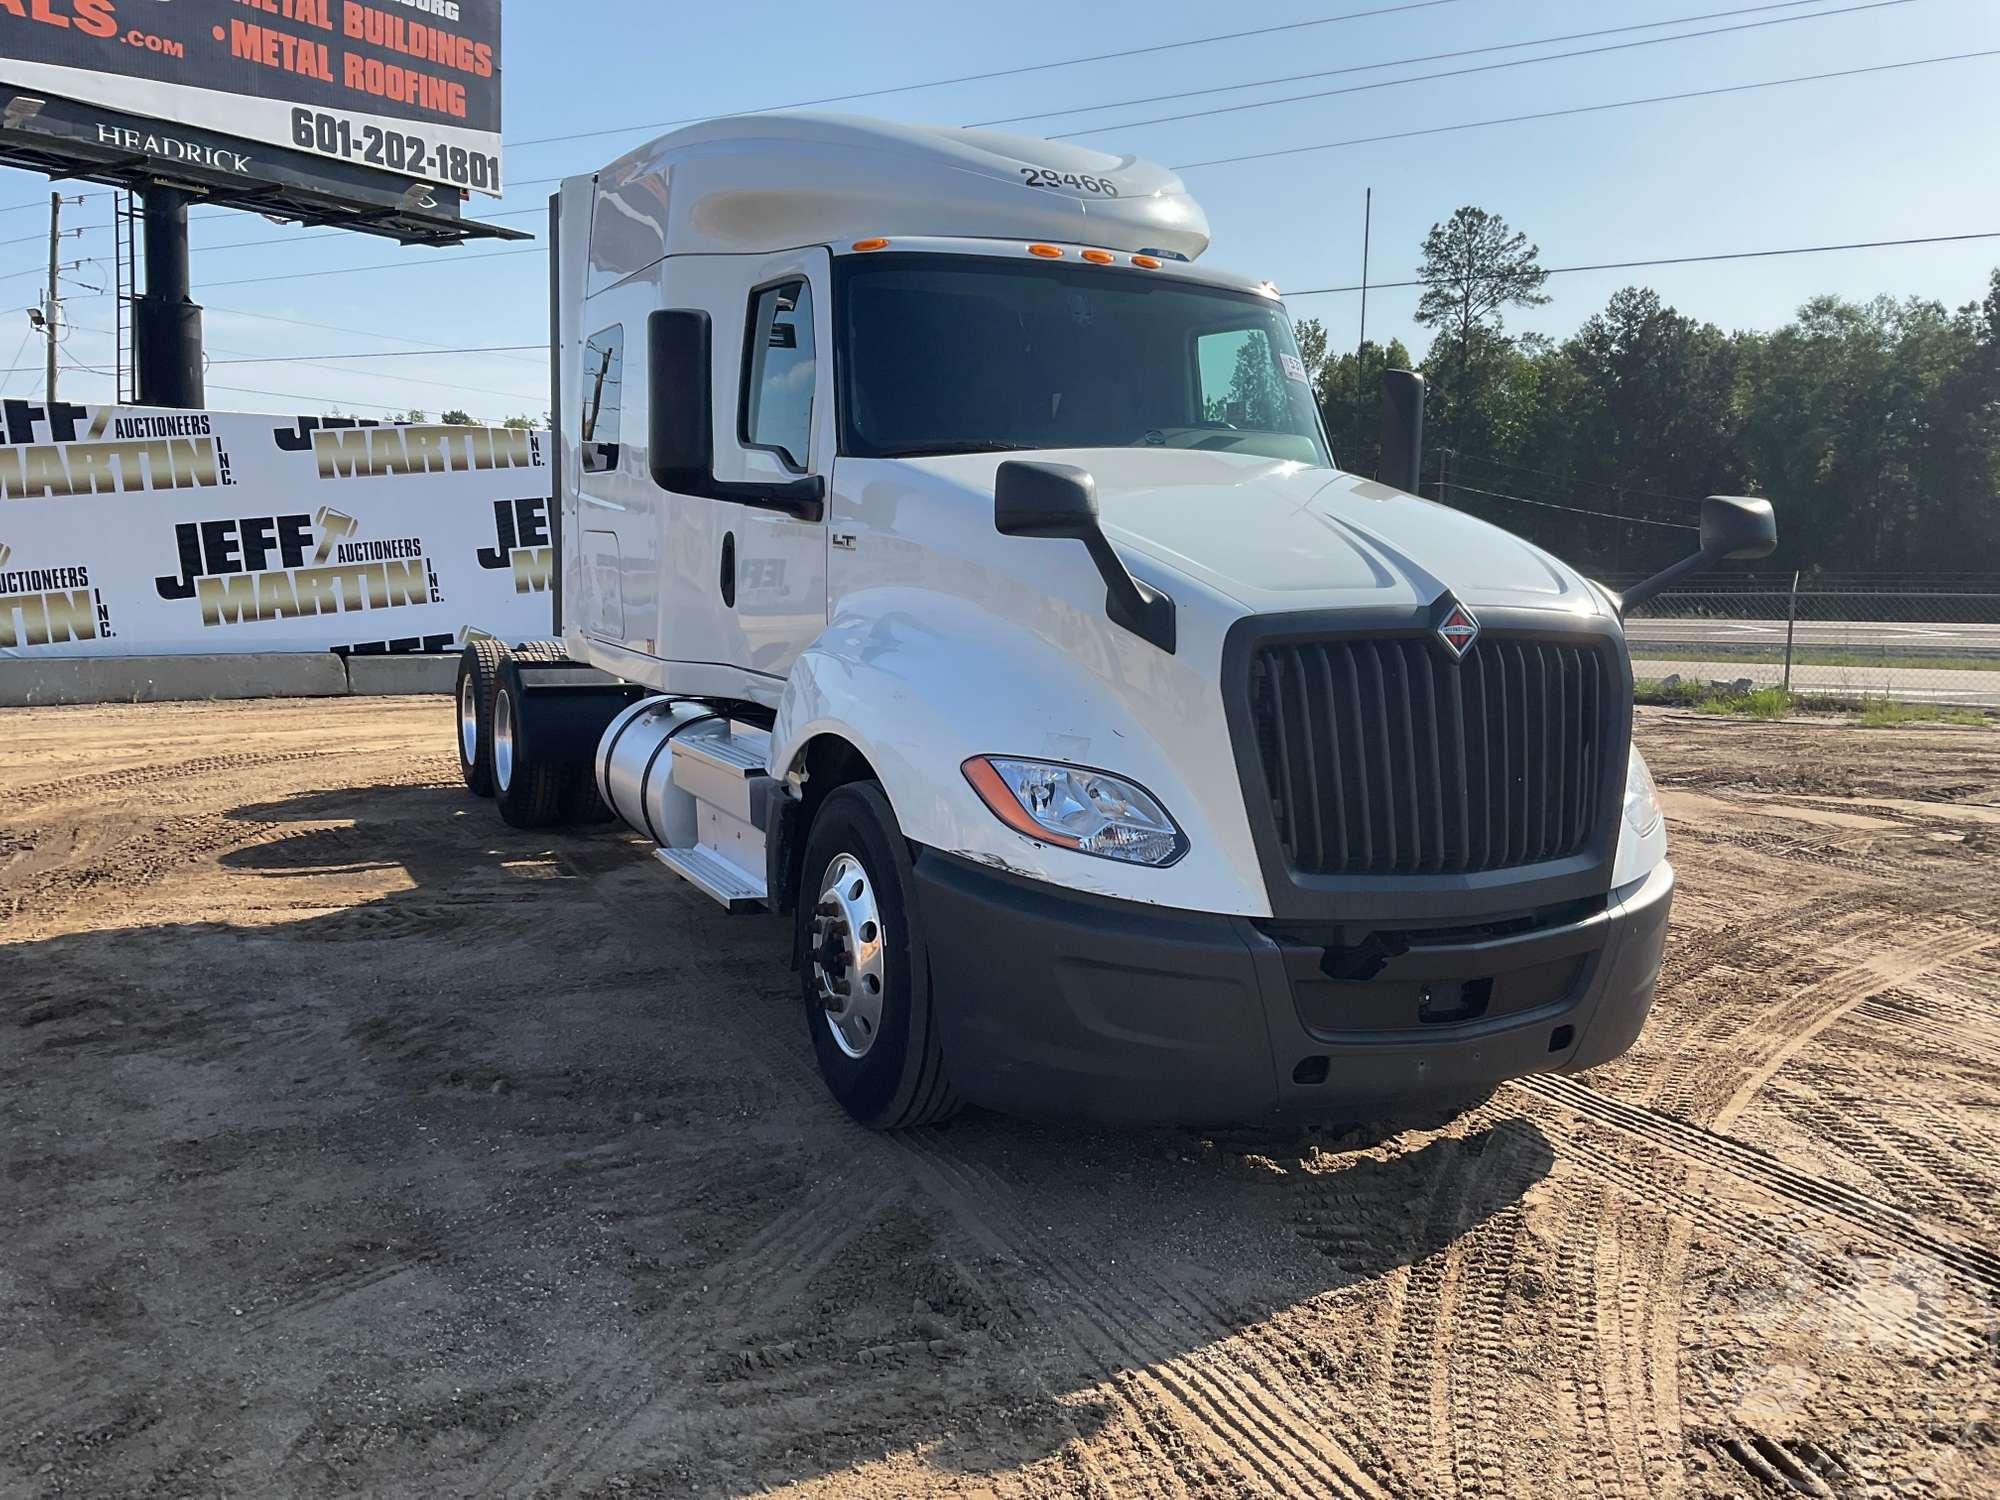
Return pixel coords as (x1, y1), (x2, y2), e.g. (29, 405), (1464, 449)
(1280, 352), (1309, 384)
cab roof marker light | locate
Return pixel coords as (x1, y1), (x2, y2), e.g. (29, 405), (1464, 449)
(1081, 248), (1114, 264)
(851, 237), (889, 251)
(1131, 254), (1162, 269)
(1028, 243), (1064, 258)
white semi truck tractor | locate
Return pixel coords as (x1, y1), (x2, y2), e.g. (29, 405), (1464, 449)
(453, 113), (1775, 1130)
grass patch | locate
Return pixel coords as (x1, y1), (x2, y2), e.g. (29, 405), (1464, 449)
(1697, 686), (1796, 719)
(1634, 678), (1796, 716)
(1629, 645), (2000, 672)
(1635, 678), (1992, 726)
(1855, 700), (1991, 727)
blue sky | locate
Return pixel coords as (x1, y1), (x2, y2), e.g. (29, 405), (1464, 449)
(1, 0), (1994, 420)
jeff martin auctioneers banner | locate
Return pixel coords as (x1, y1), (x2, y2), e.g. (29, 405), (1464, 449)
(0, 404), (554, 658)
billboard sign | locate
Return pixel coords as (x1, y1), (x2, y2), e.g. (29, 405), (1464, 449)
(0, 404), (555, 658)
(0, 1), (503, 197)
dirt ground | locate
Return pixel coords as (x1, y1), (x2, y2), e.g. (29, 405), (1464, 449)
(2, 698), (1998, 1499)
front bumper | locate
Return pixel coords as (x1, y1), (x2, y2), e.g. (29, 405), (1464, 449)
(914, 851), (1674, 1124)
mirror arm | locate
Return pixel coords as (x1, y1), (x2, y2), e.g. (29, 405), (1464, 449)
(1611, 549), (1710, 617)
(1078, 531), (1176, 654)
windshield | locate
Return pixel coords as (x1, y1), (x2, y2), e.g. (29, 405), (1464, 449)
(834, 254), (1333, 467)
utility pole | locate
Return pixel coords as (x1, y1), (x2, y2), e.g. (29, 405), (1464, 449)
(43, 190), (60, 407)
(1357, 187), (1372, 359)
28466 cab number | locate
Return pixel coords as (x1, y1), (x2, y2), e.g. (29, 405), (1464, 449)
(290, 108), (501, 193)
(1019, 167), (1119, 196)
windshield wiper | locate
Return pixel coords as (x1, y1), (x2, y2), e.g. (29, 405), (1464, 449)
(875, 440), (1038, 458)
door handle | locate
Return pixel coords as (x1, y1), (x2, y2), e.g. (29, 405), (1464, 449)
(720, 530), (736, 608)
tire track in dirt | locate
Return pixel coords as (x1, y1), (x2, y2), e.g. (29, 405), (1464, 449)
(1852, 992), (2000, 1072)
(469, 1168), (914, 1496)
(0, 814), (288, 930)
(2, 749), (349, 814)
(1643, 917), (1998, 1122)
(1708, 927), (2000, 1133)
(895, 1130), (1389, 1500)
(1520, 1073), (2000, 1298)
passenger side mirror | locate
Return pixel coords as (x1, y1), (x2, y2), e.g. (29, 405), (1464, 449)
(995, 461), (1175, 654)
(1699, 494), (1777, 561)
(1377, 369), (1425, 494)
(646, 307), (825, 520)
(1617, 495), (1778, 615)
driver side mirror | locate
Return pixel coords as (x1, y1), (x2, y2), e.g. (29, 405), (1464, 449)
(995, 461), (1175, 654)
(648, 309), (713, 494)
(646, 308), (824, 520)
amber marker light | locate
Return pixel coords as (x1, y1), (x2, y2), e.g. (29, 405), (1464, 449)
(1131, 254), (1162, 269)
(962, 757), (1083, 849)
(851, 237), (889, 251)
(1081, 248), (1114, 264)
(1027, 243), (1064, 258)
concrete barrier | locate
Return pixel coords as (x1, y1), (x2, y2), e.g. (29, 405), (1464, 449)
(0, 653), (352, 708)
(344, 654), (459, 696)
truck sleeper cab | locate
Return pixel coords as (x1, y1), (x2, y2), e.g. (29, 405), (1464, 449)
(453, 112), (1773, 1129)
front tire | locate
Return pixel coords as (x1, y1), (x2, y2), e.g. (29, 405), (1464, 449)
(455, 639), (508, 797)
(800, 784), (959, 1130)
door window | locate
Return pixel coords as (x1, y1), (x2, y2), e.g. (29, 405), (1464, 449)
(741, 280), (815, 471)
(1195, 326), (1291, 433)
(580, 325), (623, 473)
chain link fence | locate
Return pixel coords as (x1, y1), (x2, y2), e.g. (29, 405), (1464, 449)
(1617, 574), (2000, 709)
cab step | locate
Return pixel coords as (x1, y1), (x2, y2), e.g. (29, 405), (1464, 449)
(655, 845), (768, 913)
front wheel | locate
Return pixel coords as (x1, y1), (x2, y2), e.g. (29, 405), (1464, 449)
(800, 784), (959, 1130)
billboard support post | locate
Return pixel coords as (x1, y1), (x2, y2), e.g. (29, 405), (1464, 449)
(135, 187), (203, 411)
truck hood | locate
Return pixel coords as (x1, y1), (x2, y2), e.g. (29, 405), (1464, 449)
(919, 449), (1608, 619)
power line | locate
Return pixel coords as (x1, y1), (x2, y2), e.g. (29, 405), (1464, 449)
(1050, 0), (1913, 139)
(202, 302), (545, 366)
(501, 0), (1482, 153)
(203, 246), (542, 290)
(51, 321), (545, 403)
(972, 0), (1840, 128)
(204, 344), (540, 365)
(1285, 230), (2000, 297)
(1445, 481), (1699, 530)
(1170, 47), (2000, 170)
(0, 193), (102, 218)
(1455, 451), (1701, 509)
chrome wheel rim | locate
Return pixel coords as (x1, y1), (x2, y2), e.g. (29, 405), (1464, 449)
(493, 687), (515, 792)
(458, 673), (480, 765)
(813, 852), (885, 1060)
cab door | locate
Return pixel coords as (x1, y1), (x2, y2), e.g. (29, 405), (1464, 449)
(707, 248), (832, 678)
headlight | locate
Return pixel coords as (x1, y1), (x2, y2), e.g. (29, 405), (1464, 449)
(1624, 749), (1662, 839)
(962, 756), (1188, 867)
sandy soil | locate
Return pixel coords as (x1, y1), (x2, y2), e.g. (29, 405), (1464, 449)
(2, 698), (1997, 1498)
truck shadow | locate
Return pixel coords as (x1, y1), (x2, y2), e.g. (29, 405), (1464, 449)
(4, 780), (1554, 1495)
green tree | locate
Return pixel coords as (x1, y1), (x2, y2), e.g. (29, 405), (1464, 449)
(1293, 317), (1330, 382)
(440, 408), (474, 425)
(1414, 207), (1550, 474)
(1314, 336), (1414, 478)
